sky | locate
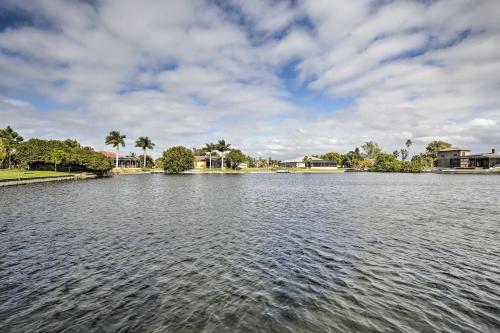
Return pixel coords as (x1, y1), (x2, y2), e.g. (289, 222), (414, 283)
(1, 0), (499, 159)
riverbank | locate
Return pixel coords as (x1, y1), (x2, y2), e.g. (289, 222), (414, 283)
(112, 167), (155, 175)
(0, 170), (100, 187)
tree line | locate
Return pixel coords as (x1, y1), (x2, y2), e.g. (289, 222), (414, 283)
(1, 125), (455, 174)
(319, 139), (452, 172)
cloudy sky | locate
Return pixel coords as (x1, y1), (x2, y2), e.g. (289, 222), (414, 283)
(1, 0), (499, 158)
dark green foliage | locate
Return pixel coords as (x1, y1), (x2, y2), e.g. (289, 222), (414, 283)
(163, 146), (194, 174)
(371, 152), (428, 173)
(227, 149), (247, 167)
(321, 152), (345, 165)
(0, 125), (24, 168)
(425, 140), (451, 158)
(15, 139), (112, 172)
(138, 154), (154, 168)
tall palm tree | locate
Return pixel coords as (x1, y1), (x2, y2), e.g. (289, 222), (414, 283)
(405, 139), (413, 159)
(303, 156), (311, 168)
(135, 136), (155, 168)
(0, 126), (24, 168)
(204, 142), (217, 169)
(105, 131), (126, 168)
(216, 139), (231, 170)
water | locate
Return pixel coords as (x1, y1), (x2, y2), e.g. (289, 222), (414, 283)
(1, 173), (499, 332)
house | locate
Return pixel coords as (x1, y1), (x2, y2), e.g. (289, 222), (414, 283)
(98, 151), (141, 168)
(280, 156), (338, 169)
(437, 148), (500, 169)
(235, 163), (248, 169)
(193, 155), (224, 169)
(194, 156), (207, 169)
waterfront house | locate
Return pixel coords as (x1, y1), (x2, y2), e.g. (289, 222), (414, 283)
(98, 151), (141, 168)
(437, 148), (500, 169)
(280, 156), (338, 169)
(193, 155), (224, 169)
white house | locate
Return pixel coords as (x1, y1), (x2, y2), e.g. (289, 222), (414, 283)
(280, 156), (338, 169)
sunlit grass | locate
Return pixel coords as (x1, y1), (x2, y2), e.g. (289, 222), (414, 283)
(0, 169), (71, 180)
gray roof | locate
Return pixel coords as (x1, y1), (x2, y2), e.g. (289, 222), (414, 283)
(281, 156), (324, 163)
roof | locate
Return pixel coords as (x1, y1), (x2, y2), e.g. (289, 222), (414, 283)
(194, 155), (206, 161)
(97, 151), (140, 160)
(98, 151), (118, 158)
(281, 156), (324, 163)
(281, 155), (337, 163)
(437, 147), (471, 152)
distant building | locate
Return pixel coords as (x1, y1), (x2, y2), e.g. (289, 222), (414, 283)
(280, 156), (338, 169)
(98, 151), (141, 168)
(437, 148), (500, 169)
(193, 155), (224, 169)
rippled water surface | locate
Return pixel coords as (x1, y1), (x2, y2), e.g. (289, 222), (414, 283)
(1, 173), (500, 332)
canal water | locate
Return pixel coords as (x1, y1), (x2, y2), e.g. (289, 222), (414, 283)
(1, 173), (499, 332)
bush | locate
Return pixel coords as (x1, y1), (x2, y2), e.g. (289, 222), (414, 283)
(15, 139), (112, 172)
(371, 152), (427, 173)
(163, 146), (194, 174)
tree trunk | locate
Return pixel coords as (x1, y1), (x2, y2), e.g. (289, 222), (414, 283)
(54, 163), (57, 172)
(8, 154), (11, 169)
(209, 152), (212, 169)
(116, 147), (119, 168)
(221, 154), (224, 170)
(144, 149), (147, 168)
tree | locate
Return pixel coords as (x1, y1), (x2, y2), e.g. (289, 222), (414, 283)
(400, 148), (409, 161)
(361, 141), (382, 159)
(227, 149), (247, 168)
(405, 139), (413, 158)
(14, 138), (112, 172)
(203, 142), (217, 169)
(138, 154), (154, 168)
(345, 148), (363, 168)
(392, 150), (400, 159)
(127, 152), (137, 157)
(135, 136), (155, 168)
(105, 131), (126, 168)
(425, 140), (452, 159)
(302, 156), (311, 168)
(216, 139), (231, 170)
(163, 146), (194, 174)
(0, 126), (24, 168)
(155, 157), (165, 169)
(321, 152), (344, 165)
(50, 149), (66, 171)
(0, 140), (7, 167)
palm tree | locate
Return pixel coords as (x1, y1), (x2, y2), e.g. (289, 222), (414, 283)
(135, 136), (155, 168)
(216, 139), (231, 170)
(303, 156), (311, 168)
(0, 126), (24, 168)
(204, 142), (217, 169)
(405, 139), (413, 159)
(105, 131), (126, 168)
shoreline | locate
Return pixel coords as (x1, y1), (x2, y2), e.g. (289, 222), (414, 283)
(0, 173), (104, 187)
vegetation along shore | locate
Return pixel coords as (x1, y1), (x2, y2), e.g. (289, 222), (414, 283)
(1, 125), (498, 182)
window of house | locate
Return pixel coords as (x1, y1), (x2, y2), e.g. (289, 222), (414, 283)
(440, 154), (445, 157)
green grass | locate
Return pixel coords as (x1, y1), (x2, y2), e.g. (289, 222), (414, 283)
(0, 169), (72, 180)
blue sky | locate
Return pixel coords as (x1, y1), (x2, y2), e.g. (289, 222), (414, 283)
(1, 0), (499, 158)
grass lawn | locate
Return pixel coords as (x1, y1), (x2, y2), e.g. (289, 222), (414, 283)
(0, 169), (72, 180)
